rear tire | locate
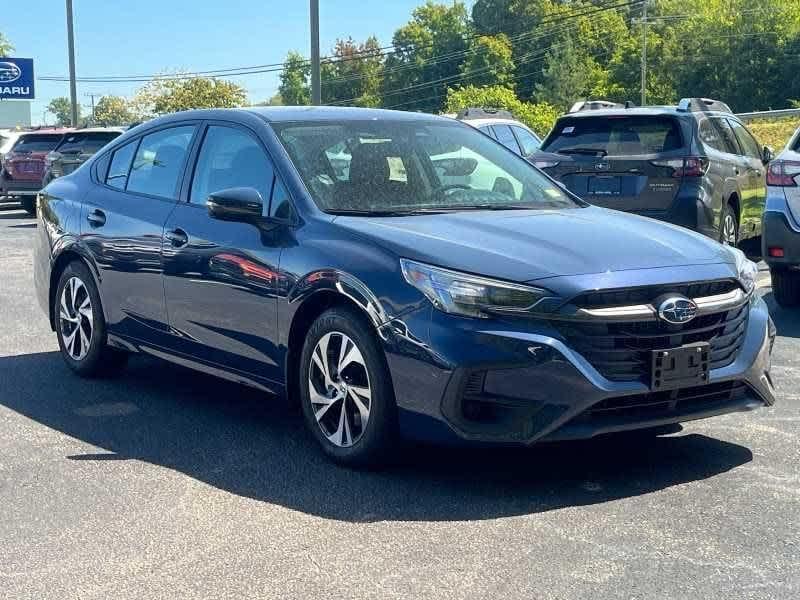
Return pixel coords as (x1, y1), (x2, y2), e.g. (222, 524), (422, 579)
(20, 197), (35, 216)
(719, 203), (739, 246)
(771, 269), (800, 308)
(54, 261), (128, 377)
(299, 307), (397, 467)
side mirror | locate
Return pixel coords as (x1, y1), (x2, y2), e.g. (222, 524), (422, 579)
(762, 146), (774, 164)
(207, 187), (264, 222)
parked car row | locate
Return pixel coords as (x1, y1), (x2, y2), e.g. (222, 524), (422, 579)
(0, 127), (123, 214)
(35, 106), (775, 466)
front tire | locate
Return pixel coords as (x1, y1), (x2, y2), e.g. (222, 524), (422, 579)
(299, 307), (397, 467)
(54, 261), (128, 377)
(719, 203), (739, 246)
(771, 269), (800, 308)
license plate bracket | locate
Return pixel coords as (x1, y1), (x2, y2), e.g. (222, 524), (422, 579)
(588, 175), (621, 196)
(651, 342), (710, 391)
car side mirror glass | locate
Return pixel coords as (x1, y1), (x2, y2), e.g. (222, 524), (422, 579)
(762, 146), (774, 164)
(207, 187), (264, 223)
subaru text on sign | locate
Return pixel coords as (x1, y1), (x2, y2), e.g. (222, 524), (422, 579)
(0, 57), (35, 100)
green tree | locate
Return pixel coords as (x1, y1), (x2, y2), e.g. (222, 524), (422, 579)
(322, 36), (384, 107)
(278, 51), (311, 106)
(132, 76), (246, 116)
(47, 97), (77, 126)
(445, 84), (559, 137)
(0, 32), (13, 56)
(459, 34), (515, 89)
(93, 95), (135, 126)
(381, 1), (471, 112)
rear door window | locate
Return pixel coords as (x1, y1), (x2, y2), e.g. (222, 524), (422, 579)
(126, 126), (195, 199)
(699, 118), (739, 154)
(493, 125), (522, 154)
(543, 117), (683, 156)
(105, 141), (138, 190)
(728, 119), (762, 159)
(478, 125), (496, 140)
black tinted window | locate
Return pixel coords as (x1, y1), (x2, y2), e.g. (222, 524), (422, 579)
(478, 125), (496, 139)
(512, 126), (540, 155)
(493, 125), (521, 154)
(57, 131), (121, 154)
(12, 134), (63, 153)
(270, 178), (294, 220)
(699, 118), (739, 154)
(728, 119), (762, 159)
(544, 117), (683, 156)
(126, 126), (194, 199)
(190, 126), (273, 205)
(106, 142), (138, 190)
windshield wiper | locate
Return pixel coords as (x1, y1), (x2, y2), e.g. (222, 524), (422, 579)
(327, 208), (434, 217)
(420, 204), (534, 212)
(557, 147), (608, 156)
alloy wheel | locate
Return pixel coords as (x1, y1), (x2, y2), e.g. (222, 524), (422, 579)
(308, 331), (371, 447)
(59, 276), (93, 360)
(722, 213), (737, 246)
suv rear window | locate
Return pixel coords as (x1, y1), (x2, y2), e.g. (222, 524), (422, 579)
(543, 116), (683, 156)
(56, 131), (121, 154)
(11, 134), (64, 153)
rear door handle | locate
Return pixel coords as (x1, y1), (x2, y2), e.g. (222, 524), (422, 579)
(86, 209), (106, 227)
(165, 228), (189, 248)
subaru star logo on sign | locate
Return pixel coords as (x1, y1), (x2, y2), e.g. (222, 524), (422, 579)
(0, 57), (35, 100)
(658, 295), (698, 325)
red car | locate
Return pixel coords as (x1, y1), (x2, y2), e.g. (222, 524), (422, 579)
(0, 129), (70, 215)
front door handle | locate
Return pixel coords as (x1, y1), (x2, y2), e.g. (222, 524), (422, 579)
(86, 209), (106, 227)
(165, 228), (189, 247)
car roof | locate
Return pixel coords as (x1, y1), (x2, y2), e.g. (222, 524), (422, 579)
(65, 127), (126, 134)
(140, 106), (450, 126)
(558, 106), (732, 120)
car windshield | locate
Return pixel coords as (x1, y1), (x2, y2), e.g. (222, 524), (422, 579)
(272, 119), (578, 215)
(56, 131), (121, 154)
(12, 134), (64, 153)
(542, 116), (683, 157)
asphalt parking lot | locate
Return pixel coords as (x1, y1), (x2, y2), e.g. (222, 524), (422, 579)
(0, 201), (797, 600)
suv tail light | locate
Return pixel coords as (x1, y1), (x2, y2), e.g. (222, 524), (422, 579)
(766, 160), (800, 187)
(651, 157), (709, 178)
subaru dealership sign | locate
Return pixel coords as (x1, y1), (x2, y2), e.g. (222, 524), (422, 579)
(0, 58), (35, 100)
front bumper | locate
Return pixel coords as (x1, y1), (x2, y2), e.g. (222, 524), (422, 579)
(383, 294), (775, 445)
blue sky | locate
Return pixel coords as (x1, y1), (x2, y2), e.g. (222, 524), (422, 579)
(3, 0), (460, 124)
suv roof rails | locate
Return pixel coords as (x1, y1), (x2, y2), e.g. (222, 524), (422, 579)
(568, 100), (625, 113)
(456, 107), (515, 121)
(676, 97), (732, 114)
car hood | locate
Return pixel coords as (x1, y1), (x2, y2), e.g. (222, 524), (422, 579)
(335, 206), (735, 283)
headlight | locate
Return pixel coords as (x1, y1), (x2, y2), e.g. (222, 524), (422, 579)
(400, 259), (550, 318)
(731, 247), (759, 295)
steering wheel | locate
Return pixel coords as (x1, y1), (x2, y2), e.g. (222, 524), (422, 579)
(436, 183), (471, 196)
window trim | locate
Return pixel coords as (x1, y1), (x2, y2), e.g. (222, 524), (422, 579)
(95, 121), (201, 204)
(726, 117), (762, 160)
(492, 123), (523, 155)
(510, 124), (540, 156)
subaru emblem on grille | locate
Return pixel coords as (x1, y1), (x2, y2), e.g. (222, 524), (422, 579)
(658, 296), (698, 325)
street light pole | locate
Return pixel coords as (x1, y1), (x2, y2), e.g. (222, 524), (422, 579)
(66, 0), (79, 126)
(310, 0), (321, 105)
(640, 0), (648, 106)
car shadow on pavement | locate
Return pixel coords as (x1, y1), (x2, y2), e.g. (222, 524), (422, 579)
(763, 292), (800, 338)
(0, 351), (754, 523)
(0, 210), (31, 220)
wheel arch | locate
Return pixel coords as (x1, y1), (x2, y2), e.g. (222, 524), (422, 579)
(48, 245), (103, 330)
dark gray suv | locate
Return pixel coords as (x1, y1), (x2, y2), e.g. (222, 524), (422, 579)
(531, 98), (772, 245)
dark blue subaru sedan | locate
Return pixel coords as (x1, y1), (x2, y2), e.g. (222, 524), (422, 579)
(33, 107), (776, 466)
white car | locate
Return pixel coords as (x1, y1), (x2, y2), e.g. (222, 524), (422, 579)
(447, 108), (542, 158)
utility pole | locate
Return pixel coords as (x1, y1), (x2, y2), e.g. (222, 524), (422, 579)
(310, 0), (321, 105)
(84, 92), (98, 124)
(640, 0), (648, 106)
(66, 0), (79, 126)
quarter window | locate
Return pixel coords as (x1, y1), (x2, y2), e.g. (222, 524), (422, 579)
(699, 118), (739, 154)
(728, 119), (762, 159)
(105, 141), (137, 190)
(126, 126), (195, 199)
(270, 178), (294, 220)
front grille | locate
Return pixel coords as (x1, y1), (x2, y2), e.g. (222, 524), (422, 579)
(572, 279), (739, 309)
(554, 302), (748, 383)
(585, 380), (750, 420)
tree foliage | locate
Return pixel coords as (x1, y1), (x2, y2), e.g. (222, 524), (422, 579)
(459, 34), (515, 89)
(0, 32), (13, 56)
(47, 97), (77, 127)
(93, 96), (135, 126)
(278, 51), (311, 106)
